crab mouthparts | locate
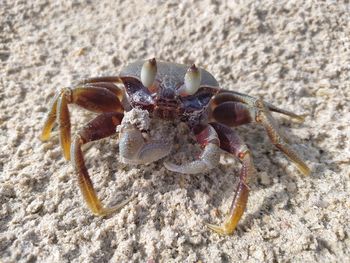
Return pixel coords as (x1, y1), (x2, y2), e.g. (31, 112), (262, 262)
(153, 98), (181, 119)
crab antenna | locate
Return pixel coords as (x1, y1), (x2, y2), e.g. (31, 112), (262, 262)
(141, 58), (157, 88)
(179, 64), (201, 96)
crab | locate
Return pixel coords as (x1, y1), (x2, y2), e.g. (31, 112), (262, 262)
(40, 58), (310, 235)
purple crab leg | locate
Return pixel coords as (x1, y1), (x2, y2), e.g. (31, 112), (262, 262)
(213, 91), (305, 122)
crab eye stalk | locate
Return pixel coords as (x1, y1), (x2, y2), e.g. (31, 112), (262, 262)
(141, 58), (157, 89)
(178, 64), (201, 96)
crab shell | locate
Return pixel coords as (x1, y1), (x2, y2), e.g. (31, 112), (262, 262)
(119, 60), (220, 121)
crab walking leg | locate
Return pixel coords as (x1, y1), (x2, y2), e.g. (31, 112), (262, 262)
(70, 112), (133, 215)
(206, 122), (255, 235)
(212, 101), (254, 127)
(81, 82), (124, 101)
(164, 125), (221, 174)
(212, 100), (288, 143)
(256, 102), (311, 176)
(40, 85), (123, 160)
(212, 91), (305, 122)
(57, 91), (71, 160)
(71, 86), (123, 113)
(40, 90), (62, 141)
(78, 76), (122, 85)
(212, 99), (310, 176)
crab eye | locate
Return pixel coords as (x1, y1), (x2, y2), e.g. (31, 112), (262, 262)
(177, 64), (201, 96)
(141, 58), (157, 89)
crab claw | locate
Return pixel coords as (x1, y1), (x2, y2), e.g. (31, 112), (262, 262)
(164, 160), (210, 174)
(164, 143), (220, 174)
(141, 58), (157, 89)
(177, 64), (201, 96)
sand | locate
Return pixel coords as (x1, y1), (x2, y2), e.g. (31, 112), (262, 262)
(1, 0), (349, 262)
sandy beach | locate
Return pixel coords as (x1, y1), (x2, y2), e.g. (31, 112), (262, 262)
(1, 1), (349, 262)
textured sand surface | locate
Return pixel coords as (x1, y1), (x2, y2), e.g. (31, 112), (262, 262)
(1, 1), (349, 262)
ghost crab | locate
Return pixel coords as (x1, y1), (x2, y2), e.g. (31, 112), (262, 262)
(41, 58), (310, 235)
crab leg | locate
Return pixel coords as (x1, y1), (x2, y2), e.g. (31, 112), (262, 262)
(211, 93), (310, 176)
(71, 112), (133, 215)
(40, 90), (62, 141)
(211, 101), (254, 127)
(57, 90), (71, 160)
(40, 85), (123, 160)
(164, 124), (221, 174)
(78, 76), (122, 85)
(81, 82), (124, 101)
(206, 122), (255, 235)
(213, 91), (305, 122)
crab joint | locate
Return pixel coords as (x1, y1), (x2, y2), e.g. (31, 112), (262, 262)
(141, 58), (157, 89)
(255, 110), (263, 123)
(238, 146), (250, 159)
(178, 64), (201, 96)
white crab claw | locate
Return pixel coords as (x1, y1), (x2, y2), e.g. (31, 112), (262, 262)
(178, 64), (201, 96)
(141, 58), (157, 88)
(164, 143), (221, 174)
(164, 160), (209, 174)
